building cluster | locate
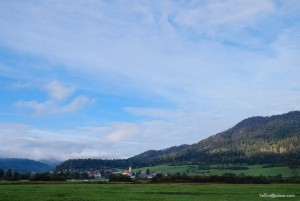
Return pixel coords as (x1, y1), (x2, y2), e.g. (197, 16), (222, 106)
(58, 164), (160, 180)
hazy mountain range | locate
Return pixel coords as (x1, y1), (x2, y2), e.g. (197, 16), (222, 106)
(0, 158), (53, 173)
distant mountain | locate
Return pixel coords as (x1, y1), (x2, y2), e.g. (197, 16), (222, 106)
(56, 111), (300, 171)
(0, 158), (53, 173)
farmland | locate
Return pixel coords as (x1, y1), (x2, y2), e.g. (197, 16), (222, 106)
(0, 182), (299, 201)
(134, 164), (300, 177)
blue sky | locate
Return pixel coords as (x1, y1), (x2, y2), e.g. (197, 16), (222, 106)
(1, 0), (300, 161)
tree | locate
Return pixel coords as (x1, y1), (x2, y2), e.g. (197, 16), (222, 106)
(4, 169), (13, 181)
(13, 171), (20, 181)
(20, 172), (31, 180)
(109, 174), (131, 182)
(30, 173), (50, 181)
(0, 169), (4, 180)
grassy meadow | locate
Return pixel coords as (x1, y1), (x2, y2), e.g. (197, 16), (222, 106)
(134, 164), (300, 177)
(0, 182), (299, 201)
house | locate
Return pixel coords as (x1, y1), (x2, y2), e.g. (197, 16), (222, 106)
(139, 170), (153, 179)
(122, 163), (132, 176)
(122, 170), (131, 176)
(121, 164), (135, 179)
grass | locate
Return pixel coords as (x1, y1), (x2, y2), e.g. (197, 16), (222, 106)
(134, 164), (300, 177)
(135, 165), (190, 174)
(0, 182), (299, 201)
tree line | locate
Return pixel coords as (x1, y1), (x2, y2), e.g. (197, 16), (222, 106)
(2, 168), (300, 184)
(0, 169), (65, 181)
(0, 169), (23, 181)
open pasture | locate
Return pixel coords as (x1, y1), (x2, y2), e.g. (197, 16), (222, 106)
(0, 183), (299, 201)
(134, 164), (300, 177)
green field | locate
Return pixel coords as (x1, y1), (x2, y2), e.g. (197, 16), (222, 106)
(0, 183), (299, 201)
(134, 164), (300, 177)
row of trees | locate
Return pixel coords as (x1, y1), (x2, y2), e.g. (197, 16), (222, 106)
(0, 169), (66, 181)
(0, 168), (27, 181)
(54, 171), (91, 180)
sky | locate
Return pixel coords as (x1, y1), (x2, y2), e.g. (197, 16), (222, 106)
(0, 0), (300, 161)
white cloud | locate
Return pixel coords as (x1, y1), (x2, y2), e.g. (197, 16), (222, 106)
(124, 107), (183, 120)
(59, 95), (95, 114)
(0, 109), (233, 160)
(0, 122), (143, 160)
(14, 81), (94, 116)
(15, 96), (94, 116)
(0, 123), (114, 160)
(105, 123), (139, 142)
(44, 80), (75, 100)
(174, 0), (276, 35)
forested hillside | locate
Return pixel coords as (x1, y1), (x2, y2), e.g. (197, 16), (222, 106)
(56, 111), (300, 171)
(129, 111), (300, 166)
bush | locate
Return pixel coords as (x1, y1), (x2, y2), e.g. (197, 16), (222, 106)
(30, 172), (66, 181)
(109, 174), (132, 182)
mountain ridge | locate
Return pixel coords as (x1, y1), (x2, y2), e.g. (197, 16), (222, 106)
(129, 111), (300, 166)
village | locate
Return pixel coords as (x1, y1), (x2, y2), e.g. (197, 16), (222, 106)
(57, 164), (160, 181)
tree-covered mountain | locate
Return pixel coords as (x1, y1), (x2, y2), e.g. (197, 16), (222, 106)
(0, 158), (53, 173)
(129, 111), (300, 166)
(56, 111), (300, 171)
